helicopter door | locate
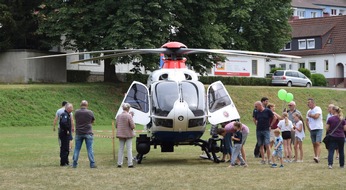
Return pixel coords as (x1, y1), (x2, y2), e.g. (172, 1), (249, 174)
(207, 81), (240, 125)
(116, 81), (150, 125)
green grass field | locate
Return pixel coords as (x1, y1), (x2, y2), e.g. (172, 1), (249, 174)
(0, 84), (345, 189)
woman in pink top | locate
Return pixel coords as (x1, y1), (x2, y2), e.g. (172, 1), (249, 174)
(220, 121), (250, 161)
(116, 103), (136, 168)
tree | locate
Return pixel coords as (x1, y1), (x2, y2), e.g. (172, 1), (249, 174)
(217, 0), (292, 52)
(0, 3), (15, 50)
(37, 0), (175, 81)
(0, 0), (51, 50)
(37, 0), (293, 77)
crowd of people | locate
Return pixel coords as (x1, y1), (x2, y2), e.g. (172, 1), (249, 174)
(53, 96), (346, 170)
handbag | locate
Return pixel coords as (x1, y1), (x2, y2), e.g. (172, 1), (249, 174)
(323, 119), (343, 149)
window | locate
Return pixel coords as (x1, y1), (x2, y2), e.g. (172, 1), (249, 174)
(284, 42), (291, 50)
(309, 62), (316, 71)
(279, 64), (286, 70)
(324, 60), (329, 71)
(297, 10), (305, 18)
(269, 64), (276, 70)
(311, 12), (317, 18)
(79, 53), (100, 64)
(331, 9), (337, 16)
(298, 39), (306, 49)
(299, 63), (305, 69)
(307, 39), (315, 49)
(252, 60), (258, 75)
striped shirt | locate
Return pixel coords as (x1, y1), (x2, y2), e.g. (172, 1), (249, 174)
(116, 111), (135, 139)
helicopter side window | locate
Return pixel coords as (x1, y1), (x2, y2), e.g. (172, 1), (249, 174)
(208, 83), (232, 113)
(159, 74), (168, 80)
(181, 81), (205, 116)
(184, 74), (192, 80)
(153, 82), (179, 116)
(124, 83), (149, 113)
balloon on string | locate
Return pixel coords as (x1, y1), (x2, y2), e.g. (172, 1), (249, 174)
(285, 93), (294, 102)
(278, 89), (287, 100)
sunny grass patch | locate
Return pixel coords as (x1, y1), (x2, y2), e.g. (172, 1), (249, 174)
(1, 125), (345, 190)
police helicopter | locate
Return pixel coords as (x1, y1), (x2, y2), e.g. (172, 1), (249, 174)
(28, 41), (300, 163)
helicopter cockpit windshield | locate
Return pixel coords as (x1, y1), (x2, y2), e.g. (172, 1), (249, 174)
(181, 81), (205, 116)
(152, 81), (205, 117)
(153, 82), (179, 116)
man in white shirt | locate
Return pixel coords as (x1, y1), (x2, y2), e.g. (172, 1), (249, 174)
(306, 98), (323, 163)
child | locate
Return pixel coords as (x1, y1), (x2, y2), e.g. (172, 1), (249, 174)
(228, 122), (247, 168)
(293, 112), (305, 162)
(277, 112), (293, 162)
(271, 128), (284, 168)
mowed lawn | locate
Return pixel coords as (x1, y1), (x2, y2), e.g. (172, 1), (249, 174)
(0, 84), (345, 189)
(0, 124), (345, 190)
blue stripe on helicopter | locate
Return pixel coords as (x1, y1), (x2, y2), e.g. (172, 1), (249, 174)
(152, 131), (204, 143)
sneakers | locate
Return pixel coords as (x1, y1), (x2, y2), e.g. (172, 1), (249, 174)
(268, 161), (273, 165)
(271, 164), (277, 168)
(297, 160), (304, 163)
(313, 157), (319, 163)
(117, 165), (122, 168)
(280, 165), (284, 168)
(128, 165), (134, 168)
(240, 163), (248, 167)
(260, 160), (266, 164)
(328, 165), (332, 169)
(90, 165), (97, 169)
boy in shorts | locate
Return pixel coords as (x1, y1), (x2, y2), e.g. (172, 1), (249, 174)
(271, 129), (284, 168)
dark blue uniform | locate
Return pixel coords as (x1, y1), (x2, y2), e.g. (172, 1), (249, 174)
(59, 110), (72, 166)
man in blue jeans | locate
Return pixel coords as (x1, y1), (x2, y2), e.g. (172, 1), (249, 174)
(73, 100), (96, 168)
(254, 101), (274, 164)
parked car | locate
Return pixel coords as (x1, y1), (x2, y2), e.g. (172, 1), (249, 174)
(271, 70), (312, 87)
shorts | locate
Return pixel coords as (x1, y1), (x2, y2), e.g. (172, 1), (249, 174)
(310, 129), (323, 143)
(272, 149), (283, 158)
(270, 129), (275, 142)
(242, 133), (248, 145)
(256, 130), (270, 146)
(295, 136), (303, 142)
(282, 131), (291, 140)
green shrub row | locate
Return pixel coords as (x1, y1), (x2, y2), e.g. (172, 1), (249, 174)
(67, 70), (90, 82)
(199, 76), (271, 85)
(124, 73), (271, 86)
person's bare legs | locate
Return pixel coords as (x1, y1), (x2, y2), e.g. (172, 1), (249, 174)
(265, 144), (271, 162)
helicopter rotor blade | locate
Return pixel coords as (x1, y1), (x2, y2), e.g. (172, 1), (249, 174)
(70, 49), (167, 64)
(26, 49), (167, 60)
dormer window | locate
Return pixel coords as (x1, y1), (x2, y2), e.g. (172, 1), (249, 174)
(298, 39), (306, 50)
(284, 42), (291, 50)
(307, 39), (315, 49)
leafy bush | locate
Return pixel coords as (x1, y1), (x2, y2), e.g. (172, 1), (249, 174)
(270, 67), (282, 73)
(298, 68), (311, 79)
(311, 73), (327, 86)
